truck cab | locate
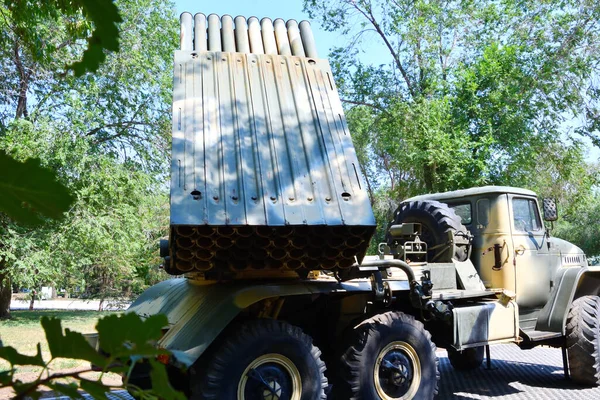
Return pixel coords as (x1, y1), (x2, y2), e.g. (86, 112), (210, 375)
(405, 186), (587, 332)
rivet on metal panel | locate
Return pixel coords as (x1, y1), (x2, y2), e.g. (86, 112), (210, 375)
(231, 196), (239, 201)
(213, 195), (219, 201)
(190, 190), (202, 200)
(325, 197), (331, 202)
(342, 192), (351, 201)
(270, 196), (277, 202)
(307, 197), (313, 202)
(308, 59), (316, 65)
(266, 60), (271, 64)
(222, 57), (226, 61)
(288, 197), (295, 201)
(191, 52), (198, 59)
(251, 196), (258, 201)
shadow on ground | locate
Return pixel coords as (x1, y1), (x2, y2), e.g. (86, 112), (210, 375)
(436, 346), (600, 399)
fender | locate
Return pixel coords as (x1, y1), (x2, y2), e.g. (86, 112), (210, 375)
(127, 277), (407, 366)
(535, 266), (600, 334)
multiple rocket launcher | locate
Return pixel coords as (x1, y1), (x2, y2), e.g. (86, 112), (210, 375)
(167, 13), (376, 276)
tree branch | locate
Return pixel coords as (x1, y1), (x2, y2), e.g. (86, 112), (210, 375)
(348, 0), (415, 98)
(340, 97), (393, 118)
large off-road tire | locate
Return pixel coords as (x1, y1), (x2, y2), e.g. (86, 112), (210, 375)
(335, 311), (439, 399)
(566, 295), (600, 386)
(387, 200), (470, 262)
(190, 319), (328, 399)
(447, 346), (484, 371)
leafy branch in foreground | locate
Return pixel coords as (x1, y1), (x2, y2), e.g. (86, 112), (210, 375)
(0, 313), (186, 399)
(0, 152), (73, 225)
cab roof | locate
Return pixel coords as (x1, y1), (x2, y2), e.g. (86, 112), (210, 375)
(404, 186), (537, 203)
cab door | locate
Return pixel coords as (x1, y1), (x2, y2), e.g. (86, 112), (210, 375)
(509, 195), (553, 311)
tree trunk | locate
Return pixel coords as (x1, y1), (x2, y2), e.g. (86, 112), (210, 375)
(29, 290), (35, 310)
(0, 273), (12, 320)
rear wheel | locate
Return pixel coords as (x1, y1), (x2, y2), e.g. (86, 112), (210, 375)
(566, 295), (600, 385)
(447, 346), (484, 371)
(190, 319), (328, 399)
(335, 311), (439, 399)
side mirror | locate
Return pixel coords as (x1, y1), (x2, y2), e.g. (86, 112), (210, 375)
(542, 198), (558, 221)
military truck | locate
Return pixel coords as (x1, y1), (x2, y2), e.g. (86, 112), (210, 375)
(125, 12), (600, 399)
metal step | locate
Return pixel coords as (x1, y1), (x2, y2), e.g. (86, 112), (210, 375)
(522, 329), (562, 342)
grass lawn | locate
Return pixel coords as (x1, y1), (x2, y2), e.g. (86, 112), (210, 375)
(0, 310), (117, 373)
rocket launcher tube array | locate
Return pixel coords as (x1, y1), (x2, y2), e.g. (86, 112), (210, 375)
(170, 13), (375, 276)
(179, 12), (318, 57)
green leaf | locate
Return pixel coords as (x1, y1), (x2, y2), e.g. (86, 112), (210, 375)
(0, 343), (45, 366)
(69, 0), (123, 76)
(96, 313), (167, 357)
(12, 380), (42, 400)
(79, 379), (112, 399)
(0, 370), (13, 386)
(0, 152), (73, 225)
(46, 382), (83, 399)
(148, 359), (187, 400)
(41, 317), (108, 368)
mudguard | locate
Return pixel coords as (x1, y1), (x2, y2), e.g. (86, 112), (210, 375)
(127, 277), (406, 366)
(535, 266), (600, 334)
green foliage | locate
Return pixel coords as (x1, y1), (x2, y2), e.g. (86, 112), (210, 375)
(0, 0), (176, 310)
(0, 0), (124, 225)
(305, 0), (600, 254)
(3, 0), (123, 76)
(0, 313), (186, 399)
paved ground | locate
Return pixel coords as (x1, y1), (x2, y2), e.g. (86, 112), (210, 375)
(15, 300), (599, 399)
(436, 344), (600, 399)
(42, 345), (600, 399)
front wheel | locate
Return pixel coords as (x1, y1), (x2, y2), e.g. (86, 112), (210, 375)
(190, 319), (328, 399)
(566, 295), (600, 385)
(335, 311), (439, 399)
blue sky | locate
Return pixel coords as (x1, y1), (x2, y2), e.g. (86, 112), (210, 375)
(174, 0), (340, 59)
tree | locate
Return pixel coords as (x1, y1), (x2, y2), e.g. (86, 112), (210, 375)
(304, 0), (600, 252)
(0, 0), (176, 318)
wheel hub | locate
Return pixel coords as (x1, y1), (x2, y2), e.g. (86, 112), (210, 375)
(374, 341), (421, 400)
(238, 354), (302, 400)
(381, 350), (413, 391)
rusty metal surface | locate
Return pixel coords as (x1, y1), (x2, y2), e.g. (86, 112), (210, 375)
(168, 13), (376, 275)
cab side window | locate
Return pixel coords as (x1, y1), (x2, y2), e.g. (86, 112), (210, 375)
(512, 198), (541, 232)
(451, 203), (472, 225)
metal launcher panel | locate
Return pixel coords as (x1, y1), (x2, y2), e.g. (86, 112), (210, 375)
(168, 13), (376, 276)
